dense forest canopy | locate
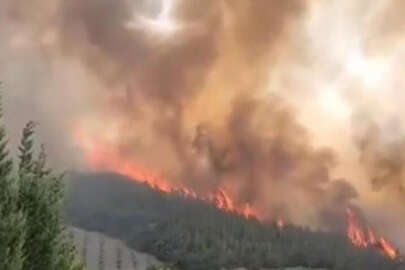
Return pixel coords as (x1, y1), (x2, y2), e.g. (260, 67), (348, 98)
(66, 172), (405, 270)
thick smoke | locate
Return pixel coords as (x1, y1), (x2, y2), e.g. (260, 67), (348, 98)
(365, 0), (405, 52)
(353, 115), (405, 194)
(4, 0), (402, 233)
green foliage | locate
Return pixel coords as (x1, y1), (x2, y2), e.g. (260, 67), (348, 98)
(18, 122), (83, 270)
(0, 94), (26, 270)
(0, 93), (83, 270)
(67, 174), (404, 270)
(18, 121), (36, 178)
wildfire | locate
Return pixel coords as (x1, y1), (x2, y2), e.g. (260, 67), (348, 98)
(76, 129), (399, 260)
(208, 188), (261, 220)
(75, 129), (262, 220)
(346, 208), (398, 259)
(379, 238), (398, 260)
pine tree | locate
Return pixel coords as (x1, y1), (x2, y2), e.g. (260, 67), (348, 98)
(18, 121), (36, 177)
(0, 90), (82, 269)
(0, 94), (26, 270)
(18, 121), (46, 269)
(18, 122), (83, 270)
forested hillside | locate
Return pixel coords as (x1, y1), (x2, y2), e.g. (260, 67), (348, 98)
(66, 172), (404, 270)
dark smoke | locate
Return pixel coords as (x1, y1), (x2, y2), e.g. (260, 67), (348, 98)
(0, 0), (361, 229)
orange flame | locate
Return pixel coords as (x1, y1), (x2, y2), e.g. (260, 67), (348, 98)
(75, 129), (399, 259)
(346, 208), (398, 259)
(379, 237), (398, 260)
(75, 129), (263, 220)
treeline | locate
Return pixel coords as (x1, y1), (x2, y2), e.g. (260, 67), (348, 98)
(0, 98), (82, 270)
(130, 201), (402, 270)
(66, 173), (405, 270)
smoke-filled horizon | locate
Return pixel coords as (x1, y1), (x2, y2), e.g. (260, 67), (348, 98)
(1, 0), (405, 250)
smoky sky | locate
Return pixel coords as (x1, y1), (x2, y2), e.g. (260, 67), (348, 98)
(1, 0), (405, 238)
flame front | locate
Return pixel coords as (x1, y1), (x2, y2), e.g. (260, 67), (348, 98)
(379, 238), (398, 260)
(346, 208), (398, 259)
(76, 128), (262, 220)
(76, 129), (399, 259)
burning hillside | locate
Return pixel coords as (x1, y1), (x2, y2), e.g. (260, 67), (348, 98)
(3, 0), (405, 259)
(346, 208), (398, 259)
(77, 127), (400, 260)
(66, 172), (404, 269)
(76, 122), (346, 225)
(76, 127), (261, 220)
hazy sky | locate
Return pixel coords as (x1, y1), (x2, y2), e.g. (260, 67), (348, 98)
(1, 0), (405, 248)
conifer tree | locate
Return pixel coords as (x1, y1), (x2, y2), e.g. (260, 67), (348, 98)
(18, 122), (83, 270)
(0, 93), (26, 270)
(0, 88), (82, 270)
